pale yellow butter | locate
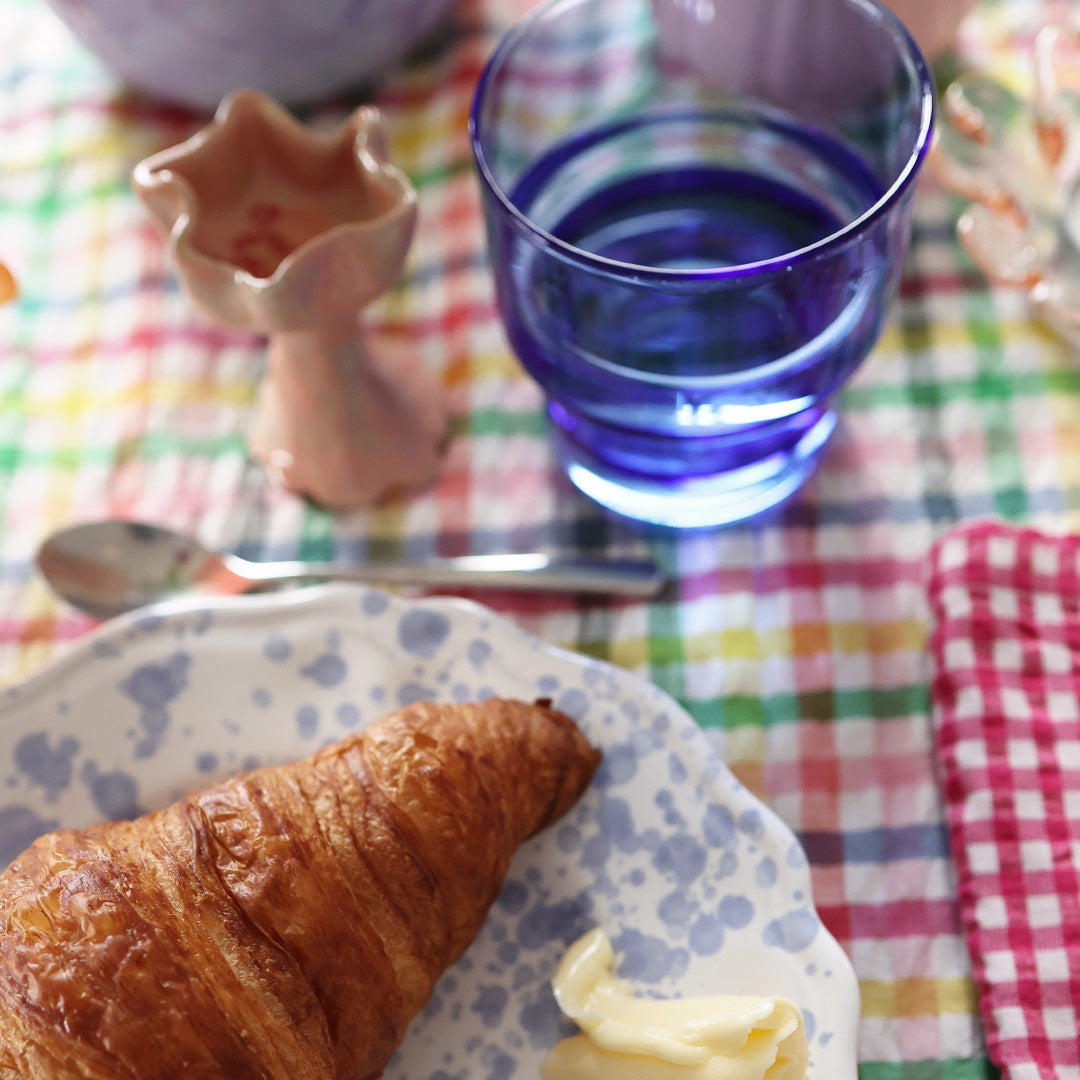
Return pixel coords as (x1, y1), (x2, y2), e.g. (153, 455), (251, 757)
(540, 928), (809, 1080)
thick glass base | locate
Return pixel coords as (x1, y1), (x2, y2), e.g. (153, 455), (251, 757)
(551, 408), (837, 529)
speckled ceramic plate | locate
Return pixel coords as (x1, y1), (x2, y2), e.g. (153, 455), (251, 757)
(0, 584), (859, 1079)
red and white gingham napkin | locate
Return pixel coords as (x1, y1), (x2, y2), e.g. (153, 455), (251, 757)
(928, 520), (1080, 1080)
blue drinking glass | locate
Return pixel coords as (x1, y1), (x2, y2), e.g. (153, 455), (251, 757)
(469, 0), (935, 529)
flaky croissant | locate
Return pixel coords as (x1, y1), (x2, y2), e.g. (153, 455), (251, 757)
(0, 698), (601, 1080)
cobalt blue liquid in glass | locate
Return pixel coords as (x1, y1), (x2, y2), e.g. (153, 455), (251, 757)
(485, 105), (902, 527)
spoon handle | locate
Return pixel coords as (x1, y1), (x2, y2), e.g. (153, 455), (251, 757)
(233, 554), (666, 598)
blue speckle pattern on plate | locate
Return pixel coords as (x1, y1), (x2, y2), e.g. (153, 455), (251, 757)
(0, 584), (859, 1079)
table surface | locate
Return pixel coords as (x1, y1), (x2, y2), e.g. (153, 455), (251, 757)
(1, 0), (1075, 1075)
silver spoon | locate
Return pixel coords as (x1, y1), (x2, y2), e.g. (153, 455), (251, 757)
(36, 520), (666, 618)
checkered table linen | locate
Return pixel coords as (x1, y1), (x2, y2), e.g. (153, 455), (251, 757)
(0, 0), (1076, 1078)
(929, 520), (1080, 1080)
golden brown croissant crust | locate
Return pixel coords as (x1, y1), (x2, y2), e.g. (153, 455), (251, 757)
(0, 698), (600, 1080)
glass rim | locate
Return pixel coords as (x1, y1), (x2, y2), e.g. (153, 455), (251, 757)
(468, 0), (936, 283)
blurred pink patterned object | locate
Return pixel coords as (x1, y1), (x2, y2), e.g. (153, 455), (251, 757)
(934, 24), (1080, 344)
(132, 90), (449, 511)
(885, 0), (976, 59)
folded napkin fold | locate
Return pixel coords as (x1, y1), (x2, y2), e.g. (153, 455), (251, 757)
(928, 520), (1080, 1080)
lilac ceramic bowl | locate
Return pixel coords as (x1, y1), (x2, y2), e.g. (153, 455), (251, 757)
(43, 0), (456, 110)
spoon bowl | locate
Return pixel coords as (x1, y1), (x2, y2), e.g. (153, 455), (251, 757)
(36, 521), (667, 619)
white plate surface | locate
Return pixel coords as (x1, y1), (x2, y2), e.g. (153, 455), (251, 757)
(0, 584), (859, 1079)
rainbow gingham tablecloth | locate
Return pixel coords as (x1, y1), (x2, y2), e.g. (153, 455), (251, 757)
(1, 0), (1078, 1076)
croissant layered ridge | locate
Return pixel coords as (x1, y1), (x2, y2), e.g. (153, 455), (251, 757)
(0, 698), (602, 1080)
